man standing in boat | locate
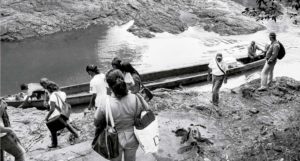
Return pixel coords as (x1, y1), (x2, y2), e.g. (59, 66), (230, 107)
(207, 53), (228, 107)
(248, 41), (264, 61)
(258, 32), (280, 91)
(86, 65), (108, 110)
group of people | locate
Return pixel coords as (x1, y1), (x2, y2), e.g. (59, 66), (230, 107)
(1, 58), (148, 161)
(207, 32), (281, 107)
(1, 32), (282, 161)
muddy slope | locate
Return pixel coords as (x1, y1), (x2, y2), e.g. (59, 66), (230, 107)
(4, 77), (300, 161)
(0, 0), (265, 41)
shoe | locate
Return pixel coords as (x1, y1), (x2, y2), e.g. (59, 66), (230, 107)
(257, 87), (267, 91)
(48, 144), (57, 149)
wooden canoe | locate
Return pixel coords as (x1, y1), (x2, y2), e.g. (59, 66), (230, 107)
(4, 56), (265, 109)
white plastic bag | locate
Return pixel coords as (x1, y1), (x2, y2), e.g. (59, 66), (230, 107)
(134, 111), (159, 153)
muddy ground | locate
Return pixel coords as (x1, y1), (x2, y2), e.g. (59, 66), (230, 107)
(3, 76), (300, 161)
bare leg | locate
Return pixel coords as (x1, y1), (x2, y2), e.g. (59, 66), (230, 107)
(65, 123), (79, 138)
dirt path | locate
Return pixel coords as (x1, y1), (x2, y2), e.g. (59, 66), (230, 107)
(4, 77), (300, 161)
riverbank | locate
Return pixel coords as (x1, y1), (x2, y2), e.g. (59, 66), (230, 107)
(0, 0), (265, 41)
(3, 76), (300, 160)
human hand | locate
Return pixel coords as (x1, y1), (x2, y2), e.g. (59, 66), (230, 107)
(207, 75), (211, 82)
(224, 77), (228, 84)
(267, 60), (273, 65)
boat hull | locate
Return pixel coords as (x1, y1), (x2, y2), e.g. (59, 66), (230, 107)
(5, 57), (265, 109)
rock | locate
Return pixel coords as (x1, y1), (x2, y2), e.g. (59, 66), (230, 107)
(0, 0), (265, 41)
(257, 116), (274, 126)
(273, 146), (283, 153)
(249, 108), (259, 114)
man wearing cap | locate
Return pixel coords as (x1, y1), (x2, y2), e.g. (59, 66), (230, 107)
(258, 32), (280, 91)
(207, 53), (228, 106)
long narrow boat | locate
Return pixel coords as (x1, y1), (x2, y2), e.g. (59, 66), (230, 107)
(4, 56), (265, 109)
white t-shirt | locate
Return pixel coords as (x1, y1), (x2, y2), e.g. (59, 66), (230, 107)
(90, 74), (108, 108)
(124, 72), (135, 85)
(48, 91), (66, 119)
(208, 59), (227, 76)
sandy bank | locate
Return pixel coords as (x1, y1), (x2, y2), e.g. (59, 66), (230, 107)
(0, 0), (265, 41)
(4, 76), (300, 161)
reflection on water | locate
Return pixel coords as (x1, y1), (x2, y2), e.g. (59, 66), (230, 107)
(1, 6), (300, 95)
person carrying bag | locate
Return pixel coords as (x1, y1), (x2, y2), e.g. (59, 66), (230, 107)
(45, 82), (79, 148)
(92, 97), (119, 159)
(94, 69), (142, 161)
(134, 94), (159, 153)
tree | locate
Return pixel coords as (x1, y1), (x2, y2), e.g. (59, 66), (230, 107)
(242, 0), (300, 23)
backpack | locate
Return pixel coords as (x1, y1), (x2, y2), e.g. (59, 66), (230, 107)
(277, 41), (285, 60)
(55, 93), (71, 119)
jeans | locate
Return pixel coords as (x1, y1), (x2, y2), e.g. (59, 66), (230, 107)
(212, 75), (224, 105)
(111, 131), (139, 161)
(260, 60), (276, 88)
(46, 115), (77, 146)
(0, 134), (26, 161)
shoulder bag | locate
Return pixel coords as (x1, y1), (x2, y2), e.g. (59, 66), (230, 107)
(134, 94), (155, 130)
(92, 97), (119, 159)
(55, 93), (71, 119)
(140, 84), (153, 102)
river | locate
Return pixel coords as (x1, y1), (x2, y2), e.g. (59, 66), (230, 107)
(1, 1), (300, 95)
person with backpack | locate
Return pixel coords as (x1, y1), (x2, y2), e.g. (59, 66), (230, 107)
(45, 82), (79, 148)
(207, 53), (228, 107)
(258, 32), (284, 91)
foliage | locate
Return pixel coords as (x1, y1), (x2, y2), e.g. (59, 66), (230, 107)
(242, 0), (300, 22)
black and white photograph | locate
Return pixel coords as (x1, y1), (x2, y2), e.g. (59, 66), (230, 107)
(1, 0), (300, 160)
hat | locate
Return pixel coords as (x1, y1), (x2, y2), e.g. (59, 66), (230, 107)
(269, 32), (276, 38)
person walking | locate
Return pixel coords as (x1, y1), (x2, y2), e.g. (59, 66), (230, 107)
(207, 53), (228, 107)
(45, 82), (79, 148)
(86, 65), (108, 110)
(121, 62), (142, 94)
(94, 69), (147, 161)
(258, 32), (280, 91)
(0, 99), (26, 161)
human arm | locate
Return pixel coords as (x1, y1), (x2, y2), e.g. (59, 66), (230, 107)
(0, 126), (14, 134)
(223, 63), (228, 84)
(94, 106), (106, 129)
(88, 94), (96, 110)
(89, 81), (97, 110)
(207, 61), (213, 82)
(256, 45), (264, 51)
(17, 96), (30, 108)
(45, 101), (56, 121)
(268, 43), (280, 64)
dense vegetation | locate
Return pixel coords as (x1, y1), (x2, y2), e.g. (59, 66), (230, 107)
(242, 0), (300, 23)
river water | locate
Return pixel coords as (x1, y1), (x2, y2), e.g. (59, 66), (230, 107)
(1, 1), (300, 95)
